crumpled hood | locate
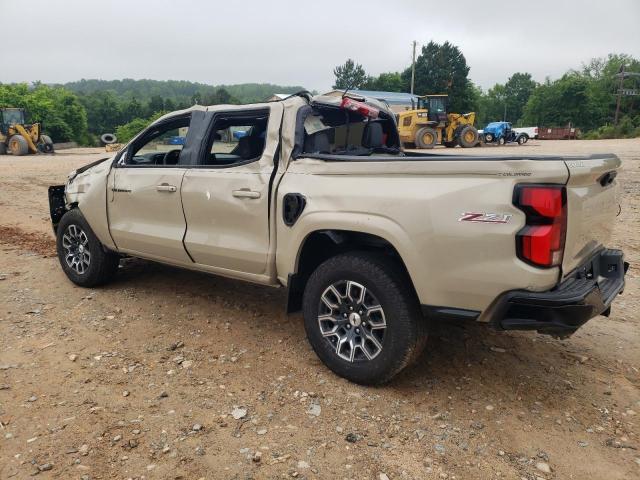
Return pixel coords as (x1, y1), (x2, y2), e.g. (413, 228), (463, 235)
(68, 157), (112, 182)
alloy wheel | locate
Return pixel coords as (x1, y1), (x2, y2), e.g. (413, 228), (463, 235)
(62, 224), (91, 274)
(317, 280), (387, 362)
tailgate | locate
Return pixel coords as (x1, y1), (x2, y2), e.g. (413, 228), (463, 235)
(562, 154), (621, 277)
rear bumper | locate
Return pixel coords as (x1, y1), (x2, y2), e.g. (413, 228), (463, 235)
(491, 248), (628, 336)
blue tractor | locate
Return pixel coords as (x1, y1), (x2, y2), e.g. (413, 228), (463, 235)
(482, 122), (528, 145)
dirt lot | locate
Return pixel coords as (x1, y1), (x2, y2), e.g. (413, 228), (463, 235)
(0, 139), (639, 480)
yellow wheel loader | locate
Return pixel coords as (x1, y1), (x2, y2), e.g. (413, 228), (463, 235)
(0, 108), (54, 156)
(397, 94), (479, 149)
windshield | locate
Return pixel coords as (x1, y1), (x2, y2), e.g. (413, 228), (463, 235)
(2, 110), (25, 126)
(428, 98), (446, 113)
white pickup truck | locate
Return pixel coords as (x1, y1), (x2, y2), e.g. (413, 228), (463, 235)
(48, 93), (628, 384)
(514, 126), (539, 140)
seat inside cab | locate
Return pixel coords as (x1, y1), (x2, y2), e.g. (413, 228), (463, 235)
(203, 113), (269, 166)
(300, 100), (400, 157)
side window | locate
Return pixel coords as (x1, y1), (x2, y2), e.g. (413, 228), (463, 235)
(201, 110), (269, 167)
(125, 116), (190, 166)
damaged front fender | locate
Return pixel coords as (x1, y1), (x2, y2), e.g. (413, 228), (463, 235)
(48, 156), (118, 250)
(48, 185), (67, 233)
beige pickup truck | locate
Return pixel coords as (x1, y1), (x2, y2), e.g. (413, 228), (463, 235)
(48, 93), (628, 384)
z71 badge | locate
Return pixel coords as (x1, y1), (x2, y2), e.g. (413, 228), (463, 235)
(458, 212), (512, 224)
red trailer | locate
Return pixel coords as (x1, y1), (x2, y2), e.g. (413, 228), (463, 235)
(538, 126), (580, 140)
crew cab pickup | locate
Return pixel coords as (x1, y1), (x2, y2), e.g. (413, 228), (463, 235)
(49, 93), (628, 384)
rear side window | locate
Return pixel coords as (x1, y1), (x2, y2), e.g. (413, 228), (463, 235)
(201, 109), (269, 167)
(299, 102), (400, 157)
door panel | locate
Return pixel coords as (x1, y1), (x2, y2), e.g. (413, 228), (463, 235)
(108, 168), (191, 263)
(181, 164), (271, 274)
(181, 103), (282, 275)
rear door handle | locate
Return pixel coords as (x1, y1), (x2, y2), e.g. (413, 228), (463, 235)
(232, 189), (261, 199)
(156, 183), (177, 192)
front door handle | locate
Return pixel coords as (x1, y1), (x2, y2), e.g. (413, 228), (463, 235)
(156, 183), (177, 192)
(232, 189), (261, 199)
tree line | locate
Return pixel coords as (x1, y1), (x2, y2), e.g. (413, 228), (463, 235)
(333, 42), (640, 138)
(0, 81), (305, 144)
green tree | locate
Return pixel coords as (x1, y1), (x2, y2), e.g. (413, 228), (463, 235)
(124, 97), (144, 120)
(146, 95), (165, 116)
(0, 83), (88, 143)
(163, 98), (176, 111)
(503, 73), (537, 124)
(363, 72), (404, 92)
(203, 88), (239, 105)
(78, 90), (122, 134)
(333, 59), (368, 90)
(401, 41), (475, 112)
(115, 111), (165, 143)
(522, 74), (596, 129)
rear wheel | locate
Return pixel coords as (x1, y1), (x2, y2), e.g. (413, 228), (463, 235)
(415, 127), (437, 149)
(8, 135), (28, 156)
(484, 133), (494, 143)
(302, 252), (427, 384)
(56, 209), (120, 287)
(458, 126), (479, 148)
(517, 134), (528, 145)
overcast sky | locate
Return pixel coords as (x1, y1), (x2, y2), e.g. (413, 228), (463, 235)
(5, 0), (639, 92)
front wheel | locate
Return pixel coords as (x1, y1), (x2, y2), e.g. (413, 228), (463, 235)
(8, 135), (29, 156)
(302, 252), (427, 384)
(56, 209), (120, 287)
(458, 126), (479, 148)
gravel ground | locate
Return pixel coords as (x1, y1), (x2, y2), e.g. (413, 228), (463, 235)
(0, 139), (638, 480)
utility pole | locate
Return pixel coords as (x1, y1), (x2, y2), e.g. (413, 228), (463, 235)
(614, 64), (625, 125)
(410, 41), (417, 95)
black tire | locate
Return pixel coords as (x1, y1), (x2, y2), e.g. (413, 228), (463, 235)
(517, 134), (528, 145)
(101, 133), (117, 145)
(484, 133), (494, 143)
(302, 252), (427, 385)
(39, 135), (54, 153)
(458, 126), (479, 148)
(415, 127), (437, 149)
(56, 209), (119, 287)
(0, 142), (6, 155)
(8, 135), (29, 156)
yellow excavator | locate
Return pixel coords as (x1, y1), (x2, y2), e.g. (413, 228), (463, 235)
(0, 108), (54, 156)
(397, 94), (479, 149)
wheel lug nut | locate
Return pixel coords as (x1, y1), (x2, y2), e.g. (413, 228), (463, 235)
(343, 313), (347, 318)
(355, 328), (360, 333)
(350, 306), (354, 311)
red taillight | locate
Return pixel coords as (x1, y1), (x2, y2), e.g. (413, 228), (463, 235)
(514, 185), (567, 268)
(340, 97), (380, 119)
